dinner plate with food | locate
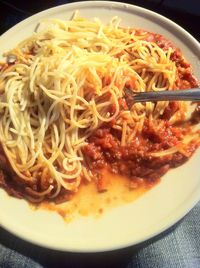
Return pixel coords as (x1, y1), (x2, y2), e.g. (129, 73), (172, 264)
(0, 1), (199, 252)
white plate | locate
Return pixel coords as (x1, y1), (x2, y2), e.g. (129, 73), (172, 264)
(0, 1), (200, 252)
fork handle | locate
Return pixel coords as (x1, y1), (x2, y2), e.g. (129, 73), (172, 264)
(133, 88), (200, 103)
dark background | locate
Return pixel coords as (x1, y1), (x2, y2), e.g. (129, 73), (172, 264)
(0, 1), (199, 267)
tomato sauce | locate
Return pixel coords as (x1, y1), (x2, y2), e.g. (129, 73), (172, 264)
(83, 119), (198, 193)
(82, 30), (199, 194)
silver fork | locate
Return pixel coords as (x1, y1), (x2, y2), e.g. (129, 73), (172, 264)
(124, 88), (200, 109)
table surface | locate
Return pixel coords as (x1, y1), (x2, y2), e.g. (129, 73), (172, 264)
(0, 1), (200, 268)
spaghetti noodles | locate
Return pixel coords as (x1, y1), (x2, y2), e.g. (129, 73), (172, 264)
(0, 17), (199, 202)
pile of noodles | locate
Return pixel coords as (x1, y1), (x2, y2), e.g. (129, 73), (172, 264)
(0, 16), (198, 200)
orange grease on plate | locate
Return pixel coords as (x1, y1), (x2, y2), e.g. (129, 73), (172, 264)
(36, 171), (153, 222)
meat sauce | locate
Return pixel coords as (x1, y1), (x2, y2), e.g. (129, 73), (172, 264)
(83, 120), (198, 192)
(82, 31), (199, 193)
(135, 30), (198, 89)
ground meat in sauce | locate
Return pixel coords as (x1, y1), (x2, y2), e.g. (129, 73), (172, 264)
(0, 170), (23, 199)
(136, 30), (199, 90)
(84, 118), (197, 189)
(191, 104), (200, 124)
(83, 30), (199, 186)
